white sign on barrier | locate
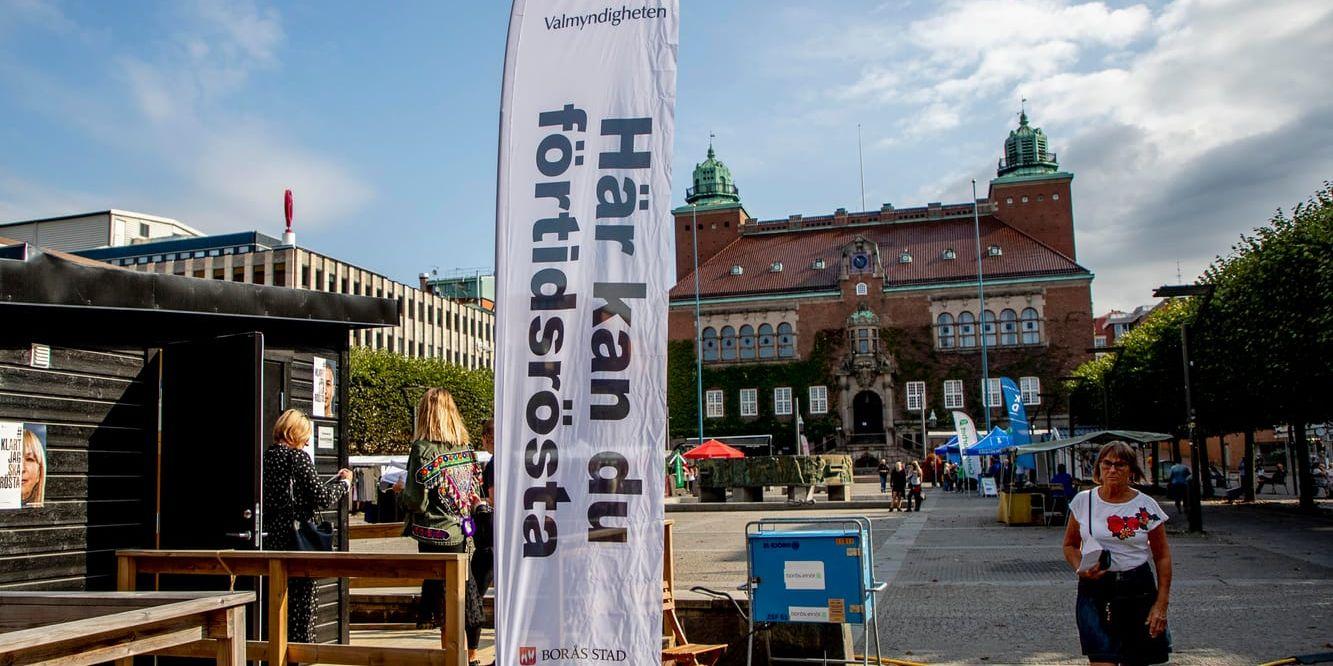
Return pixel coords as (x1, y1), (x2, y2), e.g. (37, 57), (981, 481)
(981, 477), (998, 497)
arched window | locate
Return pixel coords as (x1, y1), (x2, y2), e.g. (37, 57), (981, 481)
(757, 323), (776, 359)
(958, 311), (977, 348)
(777, 322), (795, 358)
(701, 327), (718, 361)
(721, 325), (737, 361)
(1000, 309), (1018, 346)
(1021, 308), (1041, 344)
(739, 324), (756, 360)
(855, 282), (868, 296)
(982, 310), (997, 348)
(937, 313), (955, 349)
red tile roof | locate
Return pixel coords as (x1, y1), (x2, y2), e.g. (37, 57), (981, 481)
(669, 216), (1088, 300)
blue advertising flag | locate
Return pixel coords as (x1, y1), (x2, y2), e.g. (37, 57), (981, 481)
(1000, 377), (1029, 446)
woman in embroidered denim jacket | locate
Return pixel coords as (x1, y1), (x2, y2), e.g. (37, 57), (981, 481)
(400, 436), (478, 545)
(399, 388), (485, 665)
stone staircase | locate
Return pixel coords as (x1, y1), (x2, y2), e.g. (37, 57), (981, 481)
(826, 432), (923, 469)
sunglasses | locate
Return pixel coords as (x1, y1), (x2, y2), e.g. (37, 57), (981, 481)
(1099, 460), (1130, 470)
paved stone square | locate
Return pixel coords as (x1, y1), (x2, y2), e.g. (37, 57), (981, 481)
(353, 483), (1332, 664)
(667, 486), (1333, 665)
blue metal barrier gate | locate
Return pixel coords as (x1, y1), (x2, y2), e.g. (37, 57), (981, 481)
(744, 517), (885, 665)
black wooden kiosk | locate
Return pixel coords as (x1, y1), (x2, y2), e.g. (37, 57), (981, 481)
(0, 240), (397, 645)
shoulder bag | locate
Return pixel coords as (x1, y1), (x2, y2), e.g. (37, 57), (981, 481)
(288, 462), (335, 552)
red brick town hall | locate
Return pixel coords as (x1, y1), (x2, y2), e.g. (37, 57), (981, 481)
(666, 111), (1094, 461)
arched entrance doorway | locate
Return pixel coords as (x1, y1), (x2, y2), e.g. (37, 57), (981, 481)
(852, 390), (883, 434)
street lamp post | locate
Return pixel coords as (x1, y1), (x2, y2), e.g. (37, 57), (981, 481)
(972, 179), (992, 430)
(927, 409), (938, 486)
(919, 393), (928, 462)
(1153, 283), (1216, 534)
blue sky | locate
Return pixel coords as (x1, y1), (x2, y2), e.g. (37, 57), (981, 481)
(2, 0), (1331, 312)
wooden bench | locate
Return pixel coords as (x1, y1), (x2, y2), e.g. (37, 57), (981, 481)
(0, 591), (252, 666)
(661, 519), (727, 665)
(117, 549), (468, 666)
(342, 518), (728, 664)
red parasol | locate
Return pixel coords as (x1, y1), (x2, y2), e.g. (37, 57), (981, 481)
(682, 439), (745, 459)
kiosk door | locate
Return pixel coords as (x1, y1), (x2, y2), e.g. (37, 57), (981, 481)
(159, 333), (264, 550)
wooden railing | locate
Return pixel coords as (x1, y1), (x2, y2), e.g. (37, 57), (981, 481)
(116, 550), (467, 666)
(0, 591), (252, 666)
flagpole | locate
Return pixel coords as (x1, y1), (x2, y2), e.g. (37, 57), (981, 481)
(972, 179), (991, 431)
(857, 124), (866, 212)
(692, 203), (705, 448)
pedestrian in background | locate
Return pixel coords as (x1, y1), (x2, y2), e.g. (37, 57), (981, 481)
(889, 461), (907, 511)
(907, 461), (924, 511)
(1052, 463), (1075, 499)
(1062, 441), (1173, 666)
(262, 409), (352, 643)
(1167, 460), (1190, 514)
(1313, 462), (1330, 498)
(471, 419), (496, 613)
(877, 458), (890, 494)
(400, 388), (486, 666)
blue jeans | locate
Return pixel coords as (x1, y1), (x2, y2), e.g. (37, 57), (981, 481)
(879, 474), (888, 492)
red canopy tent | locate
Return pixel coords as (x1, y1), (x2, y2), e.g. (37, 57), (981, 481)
(683, 439), (745, 459)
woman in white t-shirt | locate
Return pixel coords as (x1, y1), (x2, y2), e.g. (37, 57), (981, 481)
(1062, 441), (1173, 665)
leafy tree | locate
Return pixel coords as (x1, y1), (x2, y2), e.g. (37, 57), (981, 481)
(1071, 182), (1333, 509)
(346, 347), (494, 454)
(1195, 182), (1333, 509)
(1069, 300), (1192, 448)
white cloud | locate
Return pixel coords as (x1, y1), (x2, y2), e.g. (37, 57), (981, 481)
(188, 0), (283, 66)
(790, 0), (1333, 312)
(184, 124), (373, 232)
(0, 0), (78, 36)
(0, 1), (371, 233)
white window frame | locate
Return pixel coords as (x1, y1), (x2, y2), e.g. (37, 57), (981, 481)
(944, 380), (964, 409)
(740, 388), (758, 417)
(905, 381), (925, 412)
(1021, 376), (1041, 406)
(774, 387), (793, 416)
(705, 389), (724, 418)
(986, 378), (1002, 408)
(855, 282), (868, 296)
(808, 386), (828, 414)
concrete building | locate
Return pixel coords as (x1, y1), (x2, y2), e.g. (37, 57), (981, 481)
(0, 210), (203, 251)
(1094, 304), (1157, 350)
(70, 228), (494, 369)
(668, 111), (1093, 458)
(421, 269), (495, 311)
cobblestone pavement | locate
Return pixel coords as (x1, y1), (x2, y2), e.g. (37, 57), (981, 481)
(356, 484), (1333, 664)
(664, 484), (1333, 665)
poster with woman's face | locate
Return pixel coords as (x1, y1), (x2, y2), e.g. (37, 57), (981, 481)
(1, 421), (46, 509)
(313, 357), (337, 418)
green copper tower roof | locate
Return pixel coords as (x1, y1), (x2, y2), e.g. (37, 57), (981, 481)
(684, 142), (741, 207)
(996, 107), (1060, 179)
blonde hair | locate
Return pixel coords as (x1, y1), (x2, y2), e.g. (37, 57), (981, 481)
(274, 409), (313, 449)
(22, 429), (45, 504)
(415, 388), (469, 444)
(1092, 440), (1145, 484)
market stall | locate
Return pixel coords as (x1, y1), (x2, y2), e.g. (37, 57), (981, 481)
(998, 430), (1173, 525)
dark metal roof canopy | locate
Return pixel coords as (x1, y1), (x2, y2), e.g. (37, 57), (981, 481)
(0, 245), (398, 348)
